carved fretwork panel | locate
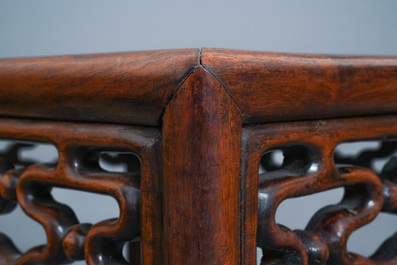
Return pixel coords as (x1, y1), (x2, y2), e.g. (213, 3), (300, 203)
(241, 115), (397, 265)
(0, 119), (162, 265)
(1, 48), (397, 265)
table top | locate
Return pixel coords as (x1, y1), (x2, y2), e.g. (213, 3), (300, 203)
(1, 48), (396, 126)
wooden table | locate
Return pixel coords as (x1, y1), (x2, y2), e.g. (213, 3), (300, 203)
(0, 49), (396, 265)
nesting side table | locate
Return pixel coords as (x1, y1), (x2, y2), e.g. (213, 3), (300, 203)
(0, 49), (396, 265)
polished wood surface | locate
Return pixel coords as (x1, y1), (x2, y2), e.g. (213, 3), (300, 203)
(0, 118), (161, 264)
(0, 49), (199, 126)
(2, 48), (397, 126)
(242, 115), (397, 265)
(163, 67), (241, 265)
(201, 49), (397, 124)
(0, 48), (396, 265)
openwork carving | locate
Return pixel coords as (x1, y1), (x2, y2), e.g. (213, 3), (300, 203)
(258, 144), (397, 265)
(241, 116), (397, 265)
(0, 119), (161, 265)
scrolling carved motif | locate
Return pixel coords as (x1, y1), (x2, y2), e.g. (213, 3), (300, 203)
(0, 119), (161, 265)
(242, 115), (397, 265)
(2, 49), (397, 265)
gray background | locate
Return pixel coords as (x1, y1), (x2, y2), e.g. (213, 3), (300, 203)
(0, 1), (397, 264)
(1, 1), (397, 58)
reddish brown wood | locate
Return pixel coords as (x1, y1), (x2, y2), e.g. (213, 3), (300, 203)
(0, 49), (199, 126)
(0, 118), (162, 265)
(1, 48), (397, 265)
(162, 66), (242, 265)
(242, 115), (397, 265)
(3, 48), (397, 127)
(201, 48), (397, 124)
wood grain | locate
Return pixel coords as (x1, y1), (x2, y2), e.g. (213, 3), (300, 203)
(0, 49), (199, 126)
(162, 67), (242, 265)
(0, 118), (162, 265)
(1, 48), (397, 264)
(242, 115), (397, 265)
(201, 48), (397, 124)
